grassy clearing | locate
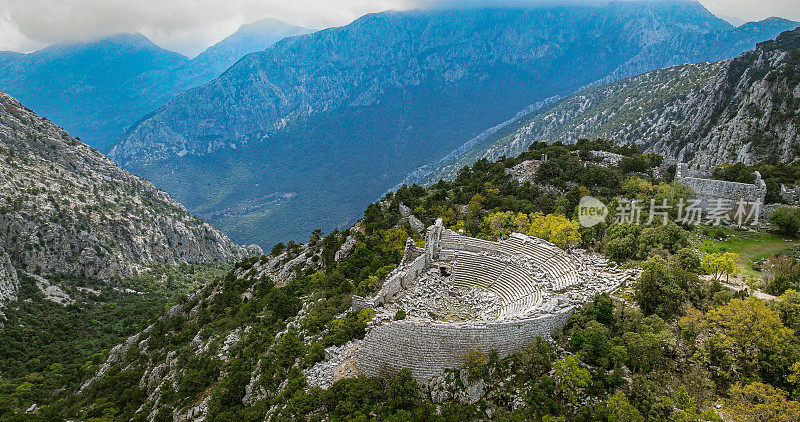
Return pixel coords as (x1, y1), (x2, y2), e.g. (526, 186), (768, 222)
(697, 227), (799, 279)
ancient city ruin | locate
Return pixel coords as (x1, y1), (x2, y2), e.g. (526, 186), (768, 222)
(304, 220), (631, 385)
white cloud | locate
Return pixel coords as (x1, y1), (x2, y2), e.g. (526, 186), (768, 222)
(700, 0), (800, 25)
(0, 12), (47, 52)
(0, 0), (796, 56)
(0, 0), (421, 56)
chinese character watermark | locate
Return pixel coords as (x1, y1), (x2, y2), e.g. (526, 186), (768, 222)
(577, 196), (762, 228)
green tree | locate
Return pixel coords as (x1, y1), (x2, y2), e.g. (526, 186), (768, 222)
(704, 298), (794, 380)
(386, 369), (419, 412)
(462, 350), (489, 381)
(701, 253), (740, 282)
(635, 255), (700, 319)
(552, 355), (591, 409)
(724, 383), (800, 422)
(527, 213), (581, 248)
(606, 390), (644, 422)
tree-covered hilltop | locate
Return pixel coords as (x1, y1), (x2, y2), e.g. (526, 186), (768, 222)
(3, 139), (800, 421)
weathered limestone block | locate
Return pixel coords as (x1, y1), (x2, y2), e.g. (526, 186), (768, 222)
(675, 163), (767, 211)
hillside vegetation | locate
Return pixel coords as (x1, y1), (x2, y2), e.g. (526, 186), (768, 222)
(3, 140), (799, 421)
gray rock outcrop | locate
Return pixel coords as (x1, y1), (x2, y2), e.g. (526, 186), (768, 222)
(0, 246), (18, 302)
(0, 91), (262, 283)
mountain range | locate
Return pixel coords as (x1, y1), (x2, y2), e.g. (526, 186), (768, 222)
(409, 24), (800, 183)
(0, 19), (313, 152)
(0, 91), (261, 302)
(108, 1), (798, 249)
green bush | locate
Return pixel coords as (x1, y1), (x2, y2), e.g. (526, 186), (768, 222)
(462, 350), (489, 381)
(770, 206), (800, 238)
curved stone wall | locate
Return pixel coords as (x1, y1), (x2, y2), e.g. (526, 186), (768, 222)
(355, 307), (574, 381)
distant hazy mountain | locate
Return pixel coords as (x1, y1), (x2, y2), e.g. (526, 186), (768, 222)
(0, 19), (311, 152)
(109, 1), (799, 249)
(192, 18), (315, 76)
(419, 24), (800, 181)
(0, 91), (261, 302)
(0, 51), (23, 67)
(0, 34), (186, 152)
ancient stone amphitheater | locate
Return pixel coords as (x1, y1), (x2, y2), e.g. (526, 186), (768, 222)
(333, 219), (629, 383)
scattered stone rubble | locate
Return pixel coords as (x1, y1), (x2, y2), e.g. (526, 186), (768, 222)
(29, 272), (73, 306)
(587, 150), (625, 167)
(504, 160), (541, 184)
(392, 269), (501, 321)
(303, 340), (363, 389)
(399, 202), (426, 234)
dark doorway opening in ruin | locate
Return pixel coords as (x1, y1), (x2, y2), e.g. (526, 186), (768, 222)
(439, 266), (451, 277)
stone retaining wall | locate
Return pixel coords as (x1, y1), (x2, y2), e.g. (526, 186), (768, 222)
(355, 307), (575, 382)
(679, 176), (766, 203)
(675, 163), (766, 207)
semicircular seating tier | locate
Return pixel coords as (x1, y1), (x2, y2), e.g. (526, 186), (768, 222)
(440, 229), (582, 319)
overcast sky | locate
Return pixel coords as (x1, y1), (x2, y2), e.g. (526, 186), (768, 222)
(1, 0), (798, 57)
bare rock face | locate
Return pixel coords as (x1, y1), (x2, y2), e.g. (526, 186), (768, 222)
(0, 246), (18, 302)
(437, 26), (800, 177)
(0, 91), (262, 283)
(656, 28), (800, 166)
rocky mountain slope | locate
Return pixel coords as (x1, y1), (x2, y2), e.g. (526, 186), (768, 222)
(109, 2), (799, 248)
(0, 19), (311, 152)
(425, 25), (800, 179)
(0, 91), (261, 299)
(652, 26), (800, 165)
(39, 140), (794, 422)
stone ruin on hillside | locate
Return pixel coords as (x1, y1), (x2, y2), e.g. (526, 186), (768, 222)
(781, 184), (800, 204)
(674, 163), (767, 208)
(304, 219), (633, 386)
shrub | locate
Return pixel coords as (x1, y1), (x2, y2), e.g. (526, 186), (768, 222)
(771, 206), (800, 238)
(462, 350), (489, 381)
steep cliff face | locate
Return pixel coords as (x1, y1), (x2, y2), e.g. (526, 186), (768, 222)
(443, 26), (800, 174)
(0, 92), (261, 284)
(653, 27), (800, 165)
(108, 3), (799, 247)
